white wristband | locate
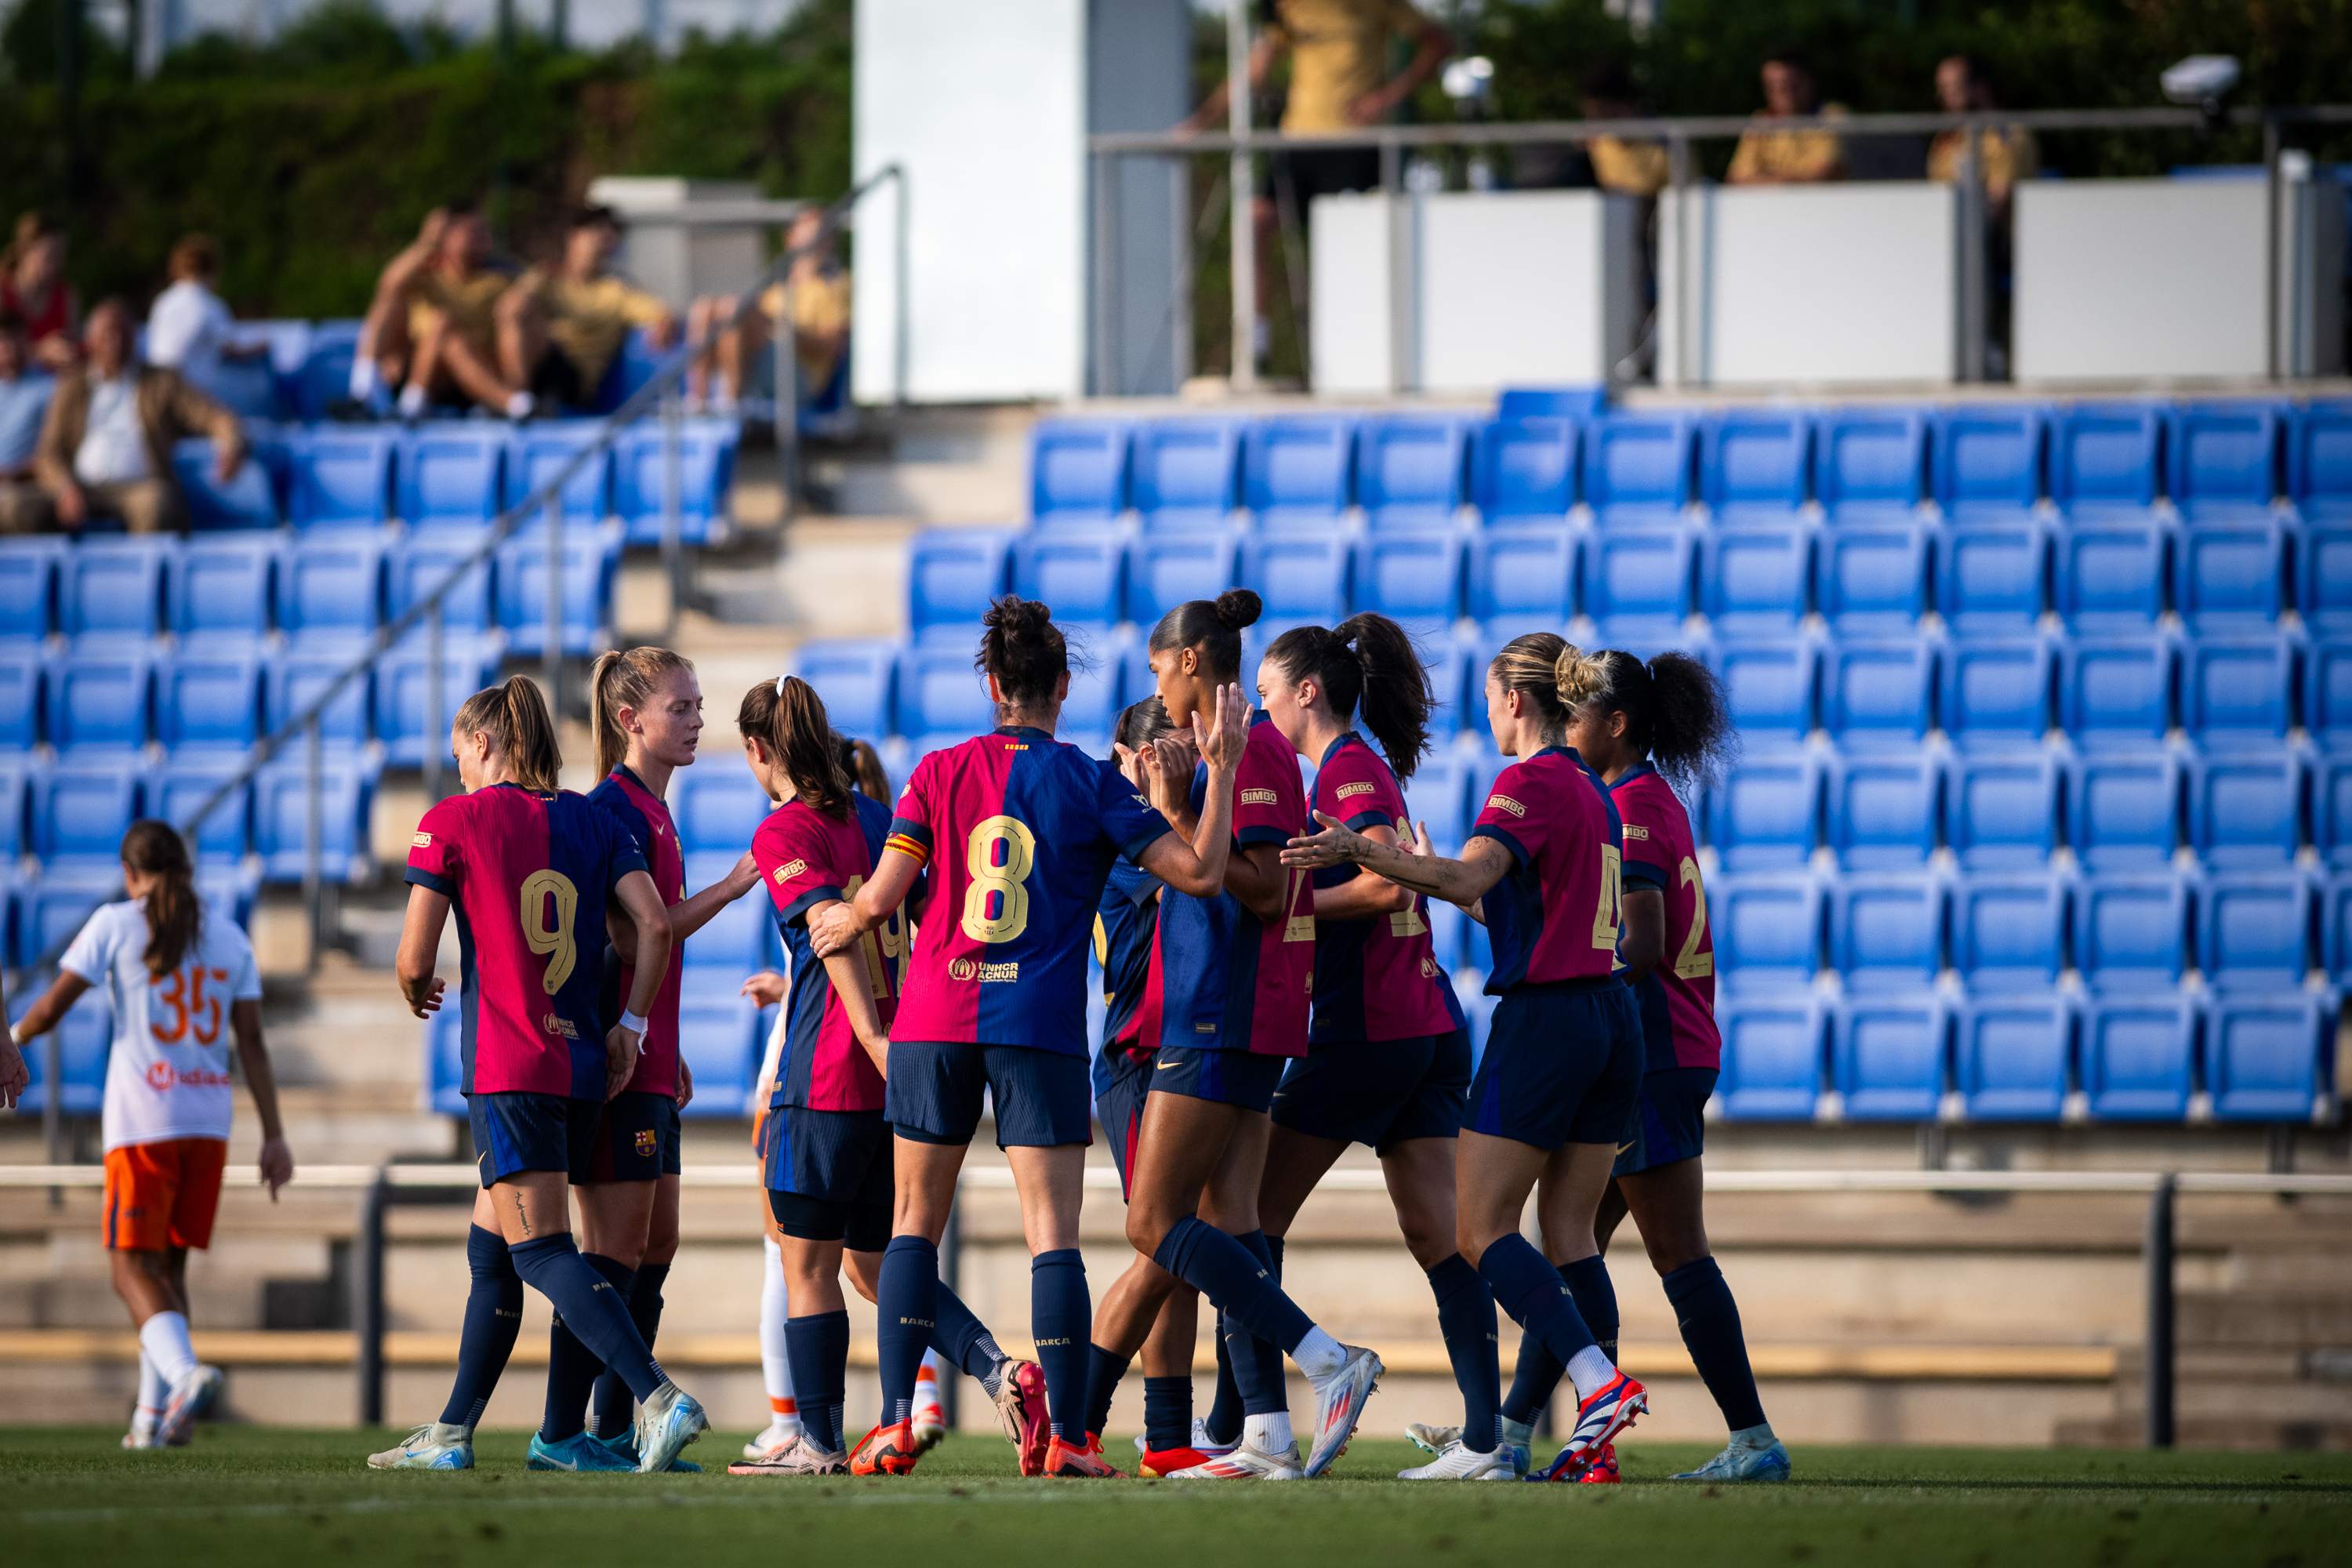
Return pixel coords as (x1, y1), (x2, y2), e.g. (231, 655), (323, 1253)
(619, 1011), (649, 1036)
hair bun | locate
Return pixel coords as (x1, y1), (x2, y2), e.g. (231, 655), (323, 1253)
(1212, 588), (1262, 630)
(985, 595), (1053, 637)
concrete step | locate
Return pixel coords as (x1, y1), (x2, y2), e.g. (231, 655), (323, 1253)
(2177, 1293), (2352, 1348)
(809, 406), (1033, 523)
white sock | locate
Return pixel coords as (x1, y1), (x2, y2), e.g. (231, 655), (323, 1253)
(915, 1349), (944, 1410)
(1498, 1414), (1534, 1446)
(758, 1236), (793, 1406)
(348, 358), (379, 401)
(1730, 1421), (1777, 1448)
(137, 1349), (169, 1417)
(504, 391), (535, 420)
(1291, 1326), (1347, 1383)
(1565, 1346), (1616, 1403)
(396, 383), (428, 418)
(138, 1311), (198, 1386)
(1243, 1411), (1293, 1453)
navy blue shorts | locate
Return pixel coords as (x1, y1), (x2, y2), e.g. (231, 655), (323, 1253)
(583, 1091), (682, 1184)
(1148, 1045), (1287, 1115)
(1095, 1047), (1155, 1201)
(760, 1102), (894, 1251)
(1466, 981), (1642, 1152)
(887, 1040), (1094, 1149)
(1272, 1029), (1471, 1152)
(1613, 1066), (1719, 1178)
(467, 1091), (600, 1188)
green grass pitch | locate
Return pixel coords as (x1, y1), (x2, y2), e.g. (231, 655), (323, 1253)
(5, 1428), (2348, 1567)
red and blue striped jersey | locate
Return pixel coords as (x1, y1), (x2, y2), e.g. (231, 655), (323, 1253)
(589, 764), (684, 1097)
(1468, 747), (1624, 994)
(886, 726), (1170, 1056)
(1137, 716), (1316, 1057)
(1306, 732), (1455, 1044)
(405, 783), (649, 1098)
(1091, 858), (1162, 1096)
(1610, 764), (1720, 1070)
(757, 793), (902, 1112)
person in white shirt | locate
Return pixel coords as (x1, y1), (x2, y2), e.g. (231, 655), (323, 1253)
(145, 235), (269, 396)
(11, 822), (294, 1450)
(0, 975), (27, 1109)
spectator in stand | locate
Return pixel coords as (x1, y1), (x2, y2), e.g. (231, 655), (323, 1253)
(0, 315), (53, 502)
(1726, 48), (1846, 186)
(1177, 0), (1451, 368)
(1927, 53), (2038, 225)
(146, 234), (272, 398)
(350, 202), (529, 420)
(1581, 63), (1668, 199)
(4, 299), (246, 535)
(2, 214), (79, 372)
(499, 205), (678, 416)
(687, 208), (851, 414)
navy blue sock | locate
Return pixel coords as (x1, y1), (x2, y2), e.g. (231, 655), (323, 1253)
(1501, 1322), (1564, 1426)
(1226, 1230), (1290, 1415)
(1477, 1235), (1595, 1384)
(1029, 1249), (1091, 1443)
(1143, 1375), (1193, 1453)
(1426, 1254), (1501, 1452)
(1563, 1256), (1618, 1361)
(1664, 1255), (1767, 1432)
(539, 1252), (633, 1443)
(590, 1261), (668, 1439)
(785, 1310), (850, 1453)
(439, 1225), (523, 1428)
(1205, 1323), (1242, 1445)
(1085, 1343), (1131, 1441)
(1154, 1218), (1313, 1359)
(875, 1236), (937, 1428)
(508, 1234), (665, 1402)
(931, 1281), (1007, 1397)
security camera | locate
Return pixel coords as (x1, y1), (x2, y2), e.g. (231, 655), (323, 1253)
(2160, 55), (2240, 119)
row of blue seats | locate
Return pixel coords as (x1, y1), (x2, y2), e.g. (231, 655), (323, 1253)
(1715, 990), (2333, 1123)
(909, 515), (2351, 638)
(0, 532), (619, 658)
(423, 990), (771, 1120)
(1024, 401), (2352, 530)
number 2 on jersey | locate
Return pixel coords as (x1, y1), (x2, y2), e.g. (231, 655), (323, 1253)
(960, 815), (1037, 944)
(1674, 856), (1715, 979)
(519, 869), (580, 993)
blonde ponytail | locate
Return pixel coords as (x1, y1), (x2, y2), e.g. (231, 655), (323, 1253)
(1553, 641), (1611, 710)
(453, 676), (563, 792)
(590, 645), (695, 779)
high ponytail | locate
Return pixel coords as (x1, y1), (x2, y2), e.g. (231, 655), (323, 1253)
(122, 820), (199, 978)
(1264, 612), (1436, 782)
(590, 645), (695, 779)
(452, 676), (562, 792)
(977, 596), (1072, 712)
(1148, 588), (1261, 684)
(1487, 631), (1574, 731)
(1578, 648), (1738, 793)
(740, 677), (854, 818)
(838, 735), (891, 805)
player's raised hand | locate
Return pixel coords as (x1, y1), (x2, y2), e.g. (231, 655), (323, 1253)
(1201, 682), (1251, 772)
(808, 901), (858, 959)
(1283, 810), (1372, 869)
(1143, 735), (1192, 819)
(257, 1136), (294, 1200)
(604, 1022), (644, 1101)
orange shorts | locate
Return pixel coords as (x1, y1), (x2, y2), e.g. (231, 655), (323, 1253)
(103, 1138), (229, 1252)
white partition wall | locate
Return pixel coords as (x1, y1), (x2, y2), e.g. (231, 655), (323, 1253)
(1657, 183), (1961, 388)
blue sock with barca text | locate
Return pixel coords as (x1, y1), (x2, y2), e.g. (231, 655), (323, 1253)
(438, 1226), (523, 1430)
(1029, 1249), (1091, 1443)
(590, 1261), (668, 1439)
(784, 1311), (850, 1454)
(539, 1252), (633, 1443)
(1663, 1256), (1767, 1432)
(1426, 1254), (1501, 1452)
(508, 1235), (666, 1402)
(874, 1236), (936, 1429)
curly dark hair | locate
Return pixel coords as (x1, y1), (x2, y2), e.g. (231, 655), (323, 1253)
(1587, 649), (1738, 793)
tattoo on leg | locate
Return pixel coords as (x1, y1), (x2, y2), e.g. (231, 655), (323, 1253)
(514, 1194), (533, 1238)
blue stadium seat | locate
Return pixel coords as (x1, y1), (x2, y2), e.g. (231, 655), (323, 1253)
(2307, 640), (2352, 748)
(146, 759), (250, 860)
(1029, 418), (1132, 524)
(0, 537), (61, 643)
(172, 438), (281, 530)
(493, 523), (622, 658)
(2175, 521), (2288, 629)
(2050, 405), (2162, 521)
(2052, 521), (2168, 629)
(2081, 996), (2197, 1120)
(9, 984), (110, 1113)
(1812, 524), (1928, 630)
(1356, 528), (1464, 626)
(253, 753), (376, 881)
(0, 759), (26, 861)
(1011, 527), (1125, 629)
(1699, 412), (1812, 522)
(1704, 752), (1818, 871)
(1831, 996), (1949, 1120)
(1951, 873), (2068, 993)
(793, 640), (898, 739)
(586, 327), (662, 416)
(2185, 748), (2304, 869)
(613, 419), (736, 546)
(1241, 416), (1355, 528)
(287, 428), (396, 529)
(1058, 629), (1126, 746)
(1827, 873), (1945, 992)
(1817, 408), (1928, 525)
(0, 650), (37, 749)
(1820, 639), (1934, 751)
(676, 996), (761, 1119)
(1130, 419), (1241, 532)
(385, 531), (496, 635)
(895, 644), (996, 741)
(2197, 870), (2314, 991)
(1709, 638), (1817, 748)
(1947, 751), (2061, 869)
(1936, 523), (2048, 630)
(2329, 872), (2352, 982)
(672, 769), (779, 860)
(1355, 416), (1469, 530)
(1127, 531), (1240, 630)
(2204, 995), (2328, 1121)
(1824, 752), (1940, 869)
(503, 423), (616, 523)
(156, 652), (261, 753)
(2059, 635), (2175, 750)
(1578, 524), (1693, 637)
(44, 653), (153, 752)
(1402, 752), (1471, 852)
(264, 648), (371, 750)
(31, 759), (141, 865)
(289, 336), (358, 423)
(2285, 400), (2352, 520)
(276, 537), (384, 642)
(2074, 872), (2190, 992)
(1468, 417), (1577, 524)
(1954, 995), (2073, 1121)
(170, 535), (278, 644)
(1696, 524), (1810, 633)
(2067, 751), (2181, 870)
(684, 850), (776, 972)
(372, 633), (506, 767)
(1715, 995), (1824, 1119)
(2165, 402), (2282, 524)
(60, 536), (170, 642)
(1584, 412), (1696, 528)
(1933, 405), (2046, 524)
(190, 355), (282, 421)
(1940, 637), (2053, 750)
(2318, 752), (2352, 869)
(396, 426), (507, 530)
(906, 528), (1014, 644)
(424, 1007), (465, 1116)
(1241, 532), (1352, 630)
(1711, 873), (1822, 990)
(2180, 634), (2293, 742)
(1467, 522), (1577, 633)
(1497, 387), (1605, 420)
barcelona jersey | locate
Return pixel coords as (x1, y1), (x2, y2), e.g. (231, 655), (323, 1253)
(1092, 858), (1162, 1094)
(589, 764), (684, 1097)
(885, 725), (1170, 1057)
(757, 793), (905, 1113)
(1610, 764), (1721, 1071)
(405, 784), (648, 1099)
(1305, 731), (1455, 1044)
(1468, 746), (1625, 994)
